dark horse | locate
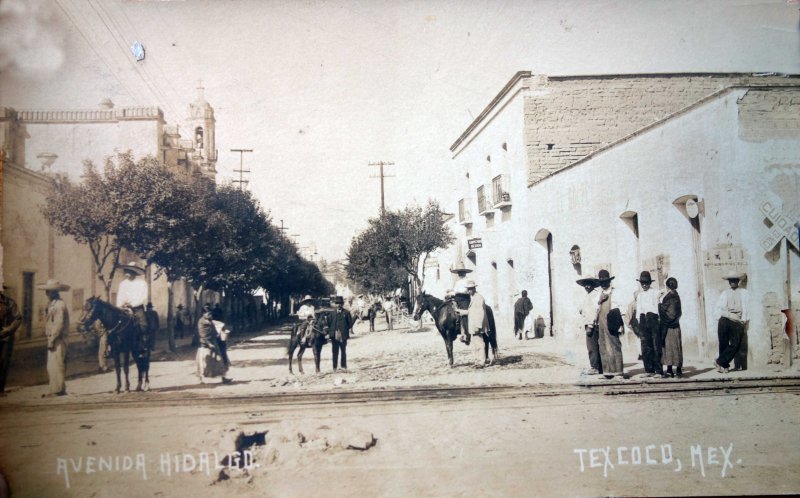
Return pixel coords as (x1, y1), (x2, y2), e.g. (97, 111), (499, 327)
(412, 292), (498, 367)
(287, 312), (330, 374)
(79, 297), (151, 393)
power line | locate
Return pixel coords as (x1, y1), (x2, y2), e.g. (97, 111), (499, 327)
(230, 148), (253, 190)
(369, 161), (395, 216)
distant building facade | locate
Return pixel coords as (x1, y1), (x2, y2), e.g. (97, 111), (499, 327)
(1, 87), (217, 341)
(438, 72), (800, 367)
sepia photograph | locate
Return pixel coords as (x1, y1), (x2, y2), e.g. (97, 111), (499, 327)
(1, 0), (799, 496)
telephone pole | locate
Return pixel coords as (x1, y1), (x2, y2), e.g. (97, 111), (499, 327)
(369, 161), (395, 216)
(230, 148), (253, 190)
(278, 219), (289, 237)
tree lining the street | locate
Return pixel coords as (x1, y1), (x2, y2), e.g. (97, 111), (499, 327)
(43, 152), (332, 324)
(345, 200), (454, 293)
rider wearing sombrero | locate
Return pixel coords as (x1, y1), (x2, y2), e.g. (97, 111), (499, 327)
(449, 260), (473, 345)
(296, 295), (316, 346)
(117, 261), (149, 354)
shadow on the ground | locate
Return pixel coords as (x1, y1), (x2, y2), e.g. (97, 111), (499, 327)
(234, 357), (292, 369)
(493, 354), (523, 366)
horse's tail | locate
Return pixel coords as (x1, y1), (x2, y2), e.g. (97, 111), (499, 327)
(287, 322), (298, 355)
(485, 305), (497, 339)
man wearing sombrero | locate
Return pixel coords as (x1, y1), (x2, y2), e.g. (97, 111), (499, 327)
(576, 276), (602, 375)
(117, 261), (149, 344)
(38, 279), (71, 396)
(714, 271), (750, 373)
(595, 270), (625, 379)
(450, 260), (473, 344)
(296, 295), (316, 346)
(631, 271), (663, 377)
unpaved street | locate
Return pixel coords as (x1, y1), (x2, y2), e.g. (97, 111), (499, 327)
(1, 319), (799, 497)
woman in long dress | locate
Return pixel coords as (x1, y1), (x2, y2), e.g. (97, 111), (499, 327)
(196, 305), (230, 384)
(659, 277), (683, 377)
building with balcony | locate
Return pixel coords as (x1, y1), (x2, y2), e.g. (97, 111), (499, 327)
(437, 72), (800, 368)
(1, 87), (218, 341)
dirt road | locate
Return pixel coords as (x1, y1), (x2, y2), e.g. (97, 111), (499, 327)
(1, 319), (799, 496)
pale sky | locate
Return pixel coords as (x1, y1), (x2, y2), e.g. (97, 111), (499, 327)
(2, 0), (798, 261)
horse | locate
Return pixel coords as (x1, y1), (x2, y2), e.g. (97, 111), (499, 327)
(412, 292), (498, 367)
(78, 297), (151, 393)
(287, 312), (330, 374)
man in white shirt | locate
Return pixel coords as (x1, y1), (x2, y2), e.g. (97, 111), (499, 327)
(631, 271), (663, 377)
(450, 261), (472, 344)
(714, 271), (750, 373)
(117, 262), (149, 339)
(296, 295), (316, 345)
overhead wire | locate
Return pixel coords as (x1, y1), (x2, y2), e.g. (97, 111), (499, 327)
(53, 0), (143, 104)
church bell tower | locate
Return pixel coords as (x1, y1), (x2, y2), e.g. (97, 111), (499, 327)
(187, 82), (217, 178)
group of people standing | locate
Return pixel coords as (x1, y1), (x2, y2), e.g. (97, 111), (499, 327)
(0, 278), (72, 397)
(577, 267), (750, 379)
(295, 295), (354, 370)
(578, 269), (683, 379)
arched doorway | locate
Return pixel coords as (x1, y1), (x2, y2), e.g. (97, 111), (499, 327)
(535, 228), (554, 336)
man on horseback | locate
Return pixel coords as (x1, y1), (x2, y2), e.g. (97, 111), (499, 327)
(116, 261), (149, 354)
(449, 260), (473, 345)
(296, 295), (316, 346)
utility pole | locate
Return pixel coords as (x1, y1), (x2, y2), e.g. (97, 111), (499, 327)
(369, 161), (395, 216)
(230, 148), (253, 190)
(278, 219), (289, 237)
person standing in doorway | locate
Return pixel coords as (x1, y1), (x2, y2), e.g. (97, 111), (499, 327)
(659, 277), (683, 377)
(514, 290), (533, 340)
(328, 296), (353, 371)
(577, 278), (602, 375)
(596, 270), (625, 379)
(714, 271), (750, 373)
(39, 279), (71, 396)
(631, 271), (663, 377)
(0, 285), (22, 395)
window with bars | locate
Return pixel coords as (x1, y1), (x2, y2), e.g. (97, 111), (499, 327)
(458, 198), (472, 224)
(492, 174), (511, 207)
(477, 185), (489, 214)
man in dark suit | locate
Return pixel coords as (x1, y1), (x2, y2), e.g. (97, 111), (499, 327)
(327, 296), (353, 371)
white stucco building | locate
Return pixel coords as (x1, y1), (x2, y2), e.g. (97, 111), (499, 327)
(437, 72), (800, 368)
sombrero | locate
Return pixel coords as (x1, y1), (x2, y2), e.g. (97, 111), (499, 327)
(576, 277), (598, 287)
(299, 295), (314, 304)
(121, 261), (145, 275)
(36, 279), (71, 292)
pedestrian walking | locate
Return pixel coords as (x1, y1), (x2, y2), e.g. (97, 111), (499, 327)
(714, 271), (750, 373)
(466, 281), (490, 368)
(383, 295), (395, 331)
(327, 296), (353, 371)
(596, 270), (625, 379)
(631, 271), (663, 376)
(196, 304), (230, 384)
(38, 279), (70, 396)
(513, 290), (533, 340)
(576, 277), (602, 375)
(0, 285), (22, 395)
(659, 277), (683, 377)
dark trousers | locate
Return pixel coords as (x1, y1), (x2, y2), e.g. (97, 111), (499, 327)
(0, 337), (14, 393)
(717, 317), (744, 369)
(332, 339), (347, 370)
(639, 313), (662, 374)
(586, 327), (602, 372)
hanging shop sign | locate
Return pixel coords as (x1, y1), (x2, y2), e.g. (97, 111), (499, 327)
(468, 237), (482, 250)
